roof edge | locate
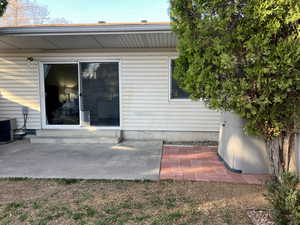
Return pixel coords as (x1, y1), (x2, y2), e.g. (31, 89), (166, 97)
(0, 22), (172, 36)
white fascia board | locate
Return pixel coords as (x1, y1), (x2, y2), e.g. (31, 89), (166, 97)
(0, 24), (172, 37)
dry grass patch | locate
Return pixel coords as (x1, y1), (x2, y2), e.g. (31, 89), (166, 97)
(0, 179), (269, 225)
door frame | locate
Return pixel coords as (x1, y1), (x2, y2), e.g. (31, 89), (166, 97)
(39, 60), (121, 130)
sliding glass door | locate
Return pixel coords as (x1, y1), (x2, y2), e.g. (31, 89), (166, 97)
(44, 63), (80, 125)
(80, 62), (120, 127)
(42, 62), (120, 128)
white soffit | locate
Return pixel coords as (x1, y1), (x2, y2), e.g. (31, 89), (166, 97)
(43, 35), (103, 49)
(0, 36), (58, 49)
(0, 39), (16, 49)
(94, 33), (176, 48)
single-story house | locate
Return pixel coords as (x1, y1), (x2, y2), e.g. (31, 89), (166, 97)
(0, 22), (220, 144)
(0, 22), (299, 176)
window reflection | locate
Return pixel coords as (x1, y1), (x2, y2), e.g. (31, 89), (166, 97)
(80, 62), (120, 126)
(171, 59), (190, 99)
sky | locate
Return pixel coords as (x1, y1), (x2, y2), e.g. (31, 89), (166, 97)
(35, 0), (170, 24)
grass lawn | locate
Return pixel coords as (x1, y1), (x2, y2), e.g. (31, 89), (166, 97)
(0, 179), (269, 225)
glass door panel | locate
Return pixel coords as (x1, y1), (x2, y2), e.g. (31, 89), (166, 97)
(80, 62), (120, 127)
(44, 64), (79, 125)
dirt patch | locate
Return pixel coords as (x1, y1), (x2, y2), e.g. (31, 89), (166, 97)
(0, 179), (269, 225)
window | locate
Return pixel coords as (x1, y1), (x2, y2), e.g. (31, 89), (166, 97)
(170, 59), (190, 100)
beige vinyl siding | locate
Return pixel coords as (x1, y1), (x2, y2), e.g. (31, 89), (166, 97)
(0, 51), (220, 131)
(0, 57), (41, 129)
(121, 56), (220, 131)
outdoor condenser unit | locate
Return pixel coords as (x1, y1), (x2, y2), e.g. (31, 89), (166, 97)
(0, 118), (16, 143)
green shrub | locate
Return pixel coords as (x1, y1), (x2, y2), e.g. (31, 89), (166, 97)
(265, 173), (300, 225)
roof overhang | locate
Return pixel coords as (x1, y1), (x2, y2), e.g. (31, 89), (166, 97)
(0, 23), (176, 51)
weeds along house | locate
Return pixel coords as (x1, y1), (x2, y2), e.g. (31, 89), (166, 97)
(0, 22), (220, 143)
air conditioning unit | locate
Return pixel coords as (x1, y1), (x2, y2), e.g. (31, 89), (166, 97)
(0, 118), (17, 143)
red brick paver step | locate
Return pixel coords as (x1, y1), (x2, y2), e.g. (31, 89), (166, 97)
(160, 145), (271, 185)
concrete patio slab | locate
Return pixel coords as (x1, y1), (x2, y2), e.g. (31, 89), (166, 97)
(0, 140), (162, 180)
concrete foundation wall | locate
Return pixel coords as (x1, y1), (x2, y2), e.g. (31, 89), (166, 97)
(122, 130), (219, 142)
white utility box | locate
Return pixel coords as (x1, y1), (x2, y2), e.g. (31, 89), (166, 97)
(218, 112), (270, 174)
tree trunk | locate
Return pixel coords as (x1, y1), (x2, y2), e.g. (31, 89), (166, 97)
(266, 132), (296, 180)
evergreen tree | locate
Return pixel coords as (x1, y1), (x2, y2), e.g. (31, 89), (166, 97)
(171, 0), (300, 178)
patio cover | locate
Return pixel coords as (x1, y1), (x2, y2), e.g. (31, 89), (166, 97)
(0, 22), (176, 50)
